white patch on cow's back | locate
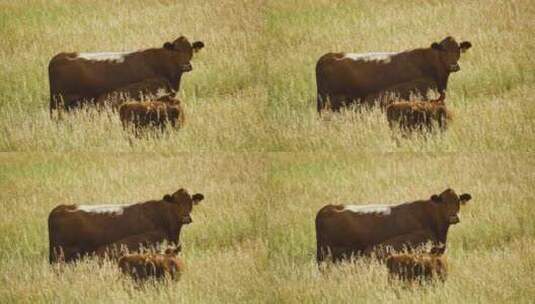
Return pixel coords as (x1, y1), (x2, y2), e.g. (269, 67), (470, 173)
(343, 52), (396, 63)
(343, 204), (392, 215)
(76, 204), (129, 215)
(77, 51), (133, 63)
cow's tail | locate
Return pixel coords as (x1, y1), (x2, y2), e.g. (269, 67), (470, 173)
(315, 210), (328, 266)
(315, 59), (327, 115)
(48, 211), (57, 263)
(48, 59), (56, 120)
(48, 208), (63, 264)
(48, 58), (64, 121)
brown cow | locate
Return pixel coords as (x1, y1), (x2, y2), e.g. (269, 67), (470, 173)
(95, 78), (175, 110)
(118, 246), (184, 281)
(386, 253), (447, 284)
(315, 189), (472, 264)
(386, 98), (452, 133)
(316, 36), (471, 112)
(48, 188), (204, 263)
(49, 36), (204, 117)
(119, 100), (185, 136)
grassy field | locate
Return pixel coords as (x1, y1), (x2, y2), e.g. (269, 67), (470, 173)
(0, 0), (267, 151)
(1, 0), (534, 303)
(1, 0), (534, 151)
(265, 0), (535, 151)
(1, 153), (534, 303)
(268, 153), (535, 303)
(0, 153), (269, 303)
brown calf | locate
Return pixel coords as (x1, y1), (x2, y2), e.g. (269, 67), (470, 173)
(386, 253), (447, 283)
(118, 246), (184, 281)
(95, 78), (175, 110)
(119, 100), (185, 135)
(386, 98), (451, 132)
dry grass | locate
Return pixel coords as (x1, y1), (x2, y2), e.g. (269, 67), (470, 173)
(0, 153), (269, 303)
(267, 153), (535, 303)
(1, 0), (534, 151)
(1, 0), (534, 303)
(0, 0), (267, 151)
(265, 0), (535, 151)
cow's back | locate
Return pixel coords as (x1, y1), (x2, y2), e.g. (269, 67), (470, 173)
(315, 48), (440, 112)
(48, 202), (159, 263)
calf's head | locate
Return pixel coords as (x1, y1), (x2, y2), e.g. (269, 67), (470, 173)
(431, 36), (471, 73)
(163, 188), (204, 226)
(430, 188), (472, 225)
(163, 36), (204, 73)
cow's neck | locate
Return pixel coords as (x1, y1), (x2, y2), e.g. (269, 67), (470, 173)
(143, 48), (185, 92)
(425, 202), (451, 246)
(171, 73), (184, 92)
(160, 201), (185, 244)
(393, 200), (432, 231)
(421, 48), (451, 93)
(399, 200), (451, 244)
(169, 224), (183, 245)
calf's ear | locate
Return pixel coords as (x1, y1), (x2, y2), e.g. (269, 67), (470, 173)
(460, 193), (472, 204)
(460, 41), (472, 53)
(192, 193), (204, 204)
(163, 194), (173, 202)
(163, 42), (174, 50)
(192, 41), (204, 53)
(431, 194), (441, 203)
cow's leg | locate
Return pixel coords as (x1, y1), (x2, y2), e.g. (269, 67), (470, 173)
(50, 245), (85, 263)
(327, 245), (360, 263)
(50, 93), (85, 119)
(364, 230), (437, 260)
(317, 92), (330, 114)
(50, 245), (64, 264)
(317, 243), (329, 265)
(93, 230), (167, 259)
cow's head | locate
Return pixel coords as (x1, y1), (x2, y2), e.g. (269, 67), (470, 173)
(431, 36), (472, 73)
(163, 188), (204, 226)
(430, 188), (472, 225)
(163, 36), (204, 73)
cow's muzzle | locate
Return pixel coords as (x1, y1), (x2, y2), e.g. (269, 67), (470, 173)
(449, 63), (460, 72)
(180, 63), (192, 72)
(182, 215), (192, 224)
(448, 214), (460, 224)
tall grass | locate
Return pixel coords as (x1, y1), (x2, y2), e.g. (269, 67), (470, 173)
(0, 0), (267, 151)
(1, 0), (534, 151)
(1, 0), (534, 303)
(267, 153), (535, 303)
(0, 153), (269, 303)
(3, 153), (531, 303)
(265, 0), (535, 151)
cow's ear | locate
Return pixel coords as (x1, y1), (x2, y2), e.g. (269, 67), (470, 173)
(431, 42), (443, 51)
(165, 246), (180, 255)
(192, 193), (204, 205)
(163, 42), (174, 50)
(163, 194), (173, 202)
(460, 41), (472, 53)
(192, 41), (204, 53)
(460, 193), (472, 204)
(431, 194), (441, 203)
